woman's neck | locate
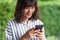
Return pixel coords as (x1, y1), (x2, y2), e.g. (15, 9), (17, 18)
(20, 18), (29, 24)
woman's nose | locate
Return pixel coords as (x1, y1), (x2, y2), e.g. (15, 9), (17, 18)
(28, 8), (32, 12)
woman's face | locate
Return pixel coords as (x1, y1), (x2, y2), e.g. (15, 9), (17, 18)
(23, 6), (35, 19)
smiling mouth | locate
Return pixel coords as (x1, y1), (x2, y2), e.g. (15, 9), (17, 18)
(26, 13), (31, 16)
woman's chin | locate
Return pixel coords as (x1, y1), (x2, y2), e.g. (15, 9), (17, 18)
(26, 16), (31, 19)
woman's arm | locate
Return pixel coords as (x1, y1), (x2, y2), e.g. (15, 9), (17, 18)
(5, 22), (13, 40)
(19, 34), (29, 40)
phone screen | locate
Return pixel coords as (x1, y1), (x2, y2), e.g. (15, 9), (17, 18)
(35, 25), (43, 30)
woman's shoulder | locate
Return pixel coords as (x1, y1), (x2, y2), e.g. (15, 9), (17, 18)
(6, 19), (16, 25)
(30, 19), (44, 25)
(36, 19), (44, 25)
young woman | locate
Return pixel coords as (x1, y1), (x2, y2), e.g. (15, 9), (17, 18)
(5, 0), (47, 40)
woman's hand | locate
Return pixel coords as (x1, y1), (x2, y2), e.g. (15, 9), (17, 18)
(35, 28), (45, 40)
(19, 27), (45, 40)
(19, 28), (38, 40)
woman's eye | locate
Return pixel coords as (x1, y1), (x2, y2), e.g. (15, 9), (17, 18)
(25, 7), (29, 9)
(31, 7), (34, 8)
(25, 6), (35, 9)
(31, 6), (35, 9)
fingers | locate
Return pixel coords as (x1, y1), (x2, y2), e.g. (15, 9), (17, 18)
(29, 27), (35, 31)
(34, 29), (40, 32)
(35, 32), (44, 39)
(37, 32), (44, 35)
(26, 27), (44, 38)
(28, 28), (36, 34)
(33, 29), (44, 36)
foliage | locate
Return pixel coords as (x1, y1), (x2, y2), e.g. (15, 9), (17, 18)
(40, 5), (60, 37)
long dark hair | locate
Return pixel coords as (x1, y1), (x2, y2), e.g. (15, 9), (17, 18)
(14, 0), (40, 22)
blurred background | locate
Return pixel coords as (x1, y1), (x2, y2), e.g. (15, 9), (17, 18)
(0, 0), (60, 40)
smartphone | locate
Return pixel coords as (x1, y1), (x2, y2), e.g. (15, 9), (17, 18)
(35, 25), (44, 32)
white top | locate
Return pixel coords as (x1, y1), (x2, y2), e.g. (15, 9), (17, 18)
(5, 19), (46, 40)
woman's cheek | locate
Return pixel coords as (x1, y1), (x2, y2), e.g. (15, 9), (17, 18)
(25, 9), (28, 13)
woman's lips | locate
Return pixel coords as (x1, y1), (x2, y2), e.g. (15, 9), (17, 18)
(26, 13), (31, 16)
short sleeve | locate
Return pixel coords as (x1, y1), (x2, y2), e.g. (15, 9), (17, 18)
(36, 19), (44, 25)
(5, 22), (13, 40)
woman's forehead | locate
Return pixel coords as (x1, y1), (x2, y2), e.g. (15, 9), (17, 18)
(25, 5), (35, 8)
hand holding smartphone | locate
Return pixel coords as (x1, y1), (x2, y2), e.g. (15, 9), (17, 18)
(35, 25), (44, 32)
